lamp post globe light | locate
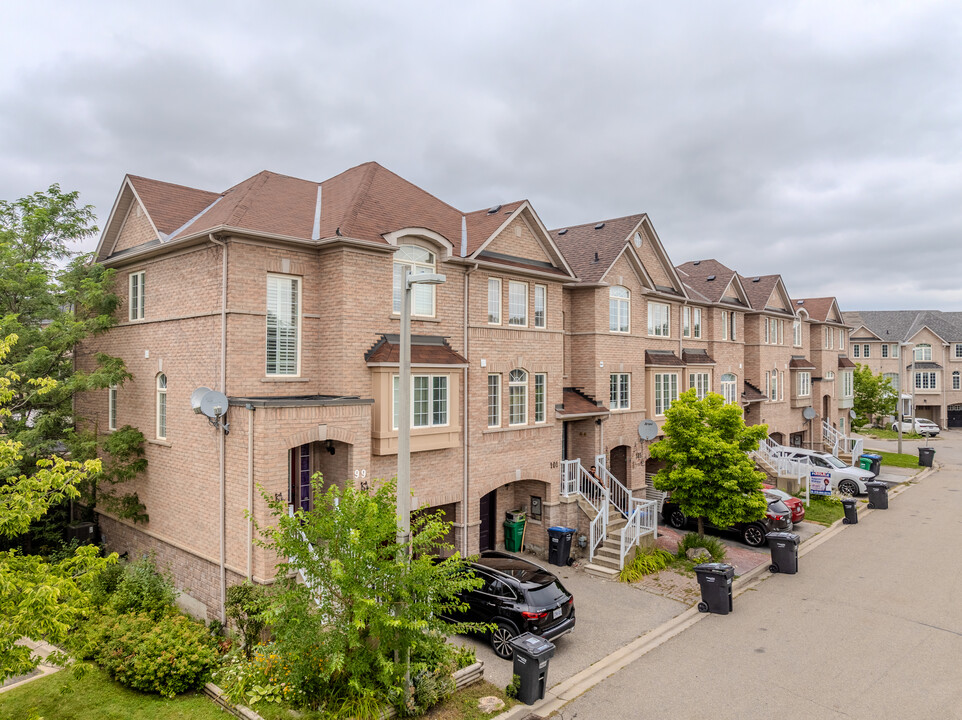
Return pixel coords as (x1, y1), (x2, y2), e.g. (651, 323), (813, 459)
(397, 268), (446, 552)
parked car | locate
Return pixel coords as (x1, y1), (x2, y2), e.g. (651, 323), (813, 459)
(661, 492), (792, 547)
(781, 448), (875, 496)
(762, 484), (805, 524)
(891, 416), (940, 437)
(439, 551), (575, 659)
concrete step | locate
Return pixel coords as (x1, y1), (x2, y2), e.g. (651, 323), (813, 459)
(584, 562), (621, 579)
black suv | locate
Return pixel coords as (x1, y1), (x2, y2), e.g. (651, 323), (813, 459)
(441, 551), (575, 658)
(662, 491), (792, 547)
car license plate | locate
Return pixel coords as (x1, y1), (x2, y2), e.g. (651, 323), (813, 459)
(552, 608), (562, 619)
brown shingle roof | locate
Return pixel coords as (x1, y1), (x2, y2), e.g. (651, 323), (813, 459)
(739, 274), (781, 311)
(463, 201), (526, 255)
(127, 175), (221, 236)
(682, 348), (716, 365)
(795, 297), (843, 324)
(558, 388), (609, 418)
(645, 350), (685, 367)
(675, 259), (740, 304)
(742, 381), (767, 403)
(838, 356), (856, 368)
(789, 356), (816, 370)
(551, 214), (647, 283)
(364, 334), (468, 366)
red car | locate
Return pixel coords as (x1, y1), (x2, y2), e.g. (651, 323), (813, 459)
(763, 485), (805, 524)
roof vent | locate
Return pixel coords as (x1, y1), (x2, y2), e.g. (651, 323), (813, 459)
(594, 222), (605, 230)
(558, 228), (568, 235)
(693, 260), (700, 266)
(796, 299), (804, 305)
(593, 252), (600, 262)
(707, 275), (716, 281)
(487, 204), (502, 214)
(752, 277), (760, 283)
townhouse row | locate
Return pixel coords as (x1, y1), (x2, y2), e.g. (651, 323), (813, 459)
(77, 162), (856, 619)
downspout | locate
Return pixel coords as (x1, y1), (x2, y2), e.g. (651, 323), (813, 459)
(247, 404), (255, 579)
(209, 233), (228, 622)
(463, 258), (478, 557)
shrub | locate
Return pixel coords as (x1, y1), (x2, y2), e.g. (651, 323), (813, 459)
(505, 674), (521, 699)
(87, 560), (125, 607)
(110, 553), (176, 618)
(619, 548), (674, 582)
(676, 532), (727, 562)
(87, 612), (218, 697)
(451, 644), (477, 671)
(214, 645), (291, 708)
(225, 581), (271, 659)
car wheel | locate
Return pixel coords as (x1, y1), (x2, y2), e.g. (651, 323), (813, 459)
(697, 601), (709, 613)
(741, 524), (766, 547)
(838, 480), (859, 496)
(668, 510), (687, 529)
(490, 621), (518, 659)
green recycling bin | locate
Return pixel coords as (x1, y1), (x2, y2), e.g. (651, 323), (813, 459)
(504, 519), (525, 552)
(859, 456), (872, 472)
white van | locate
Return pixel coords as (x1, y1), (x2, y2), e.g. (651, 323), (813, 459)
(783, 448), (875, 496)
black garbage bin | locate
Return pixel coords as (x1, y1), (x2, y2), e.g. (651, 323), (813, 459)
(694, 563), (734, 614)
(918, 447), (935, 467)
(841, 497), (858, 524)
(547, 526), (575, 566)
(866, 480), (889, 510)
(767, 531), (800, 574)
(859, 453), (882, 478)
(508, 633), (555, 705)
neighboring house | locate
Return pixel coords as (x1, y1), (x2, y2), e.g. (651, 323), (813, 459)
(77, 161), (859, 618)
(842, 310), (962, 428)
(794, 297), (854, 436)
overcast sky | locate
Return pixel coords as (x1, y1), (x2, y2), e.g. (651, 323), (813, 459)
(2, 1), (959, 310)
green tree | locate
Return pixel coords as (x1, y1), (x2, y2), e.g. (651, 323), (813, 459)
(651, 389), (769, 536)
(0, 334), (117, 680)
(253, 476), (484, 714)
(852, 364), (897, 430)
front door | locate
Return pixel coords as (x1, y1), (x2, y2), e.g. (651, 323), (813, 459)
(948, 404), (962, 428)
(610, 445), (629, 486)
(479, 490), (497, 551)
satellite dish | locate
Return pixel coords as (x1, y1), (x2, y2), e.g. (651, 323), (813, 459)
(849, 409), (857, 419)
(200, 390), (229, 419)
(191, 387), (212, 415)
(638, 419), (659, 441)
(802, 407), (817, 420)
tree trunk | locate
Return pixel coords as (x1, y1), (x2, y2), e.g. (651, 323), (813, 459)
(697, 517), (705, 536)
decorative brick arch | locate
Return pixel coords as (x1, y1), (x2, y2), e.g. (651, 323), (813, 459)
(283, 425), (357, 450)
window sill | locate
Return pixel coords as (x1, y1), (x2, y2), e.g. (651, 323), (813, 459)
(148, 439), (172, 447)
(482, 423), (556, 435)
(261, 377), (310, 383)
(389, 315), (441, 323)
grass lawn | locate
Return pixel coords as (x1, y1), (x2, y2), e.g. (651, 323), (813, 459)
(868, 449), (925, 469)
(797, 495), (846, 525)
(0, 666), (228, 720)
(255, 680), (515, 720)
(858, 427), (924, 441)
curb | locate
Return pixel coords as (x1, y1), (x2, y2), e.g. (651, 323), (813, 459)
(491, 461), (937, 720)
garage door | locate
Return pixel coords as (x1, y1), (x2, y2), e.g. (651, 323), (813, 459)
(949, 405), (962, 428)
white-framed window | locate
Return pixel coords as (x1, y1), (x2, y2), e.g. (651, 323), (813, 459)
(609, 286), (630, 333)
(915, 344), (932, 362)
(954, 371), (960, 390)
(825, 371), (835, 381)
(915, 371), (937, 390)
(852, 344), (860, 358)
(487, 278), (501, 324)
(793, 320), (802, 347)
(863, 344), (870, 358)
(487, 374), (501, 427)
(955, 343), (962, 359)
(266, 274), (300, 376)
(765, 371), (770, 399)
(770, 371), (778, 401)
(654, 373), (678, 416)
(891, 344), (899, 358)
(722, 311), (729, 340)
(392, 374), (449, 429)
(128, 270), (146, 321)
(842, 371), (854, 398)
(534, 285), (546, 329)
(721, 373), (737, 404)
(393, 245), (437, 316)
(509, 369), (528, 425)
(108, 385), (118, 431)
(839, 416), (845, 433)
(534, 373), (546, 423)
(683, 307), (702, 338)
(156, 373), (167, 440)
(610, 373), (630, 410)
(690, 372), (710, 400)
(648, 302), (670, 337)
(730, 312), (737, 341)
(881, 344), (889, 358)
(508, 281), (528, 327)
(839, 330), (845, 350)
(779, 371), (785, 401)
(798, 371), (811, 397)
(883, 372), (899, 391)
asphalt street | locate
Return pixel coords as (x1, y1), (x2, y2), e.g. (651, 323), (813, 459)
(561, 432), (962, 720)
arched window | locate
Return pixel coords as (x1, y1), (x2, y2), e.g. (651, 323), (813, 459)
(156, 373), (167, 439)
(393, 245), (436, 316)
(914, 344), (932, 362)
(721, 373), (736, 405)
(508, 369), (527, 425)
(609, 286), (629, 333)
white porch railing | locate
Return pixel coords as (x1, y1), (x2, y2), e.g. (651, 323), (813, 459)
(822, 420), (863, 462)
(595, 454), (631, 520)
(561, 459), (609, 561)
(618, 498), (659, 570)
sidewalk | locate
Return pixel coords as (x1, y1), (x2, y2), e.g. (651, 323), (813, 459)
(0, 639), (63, 694)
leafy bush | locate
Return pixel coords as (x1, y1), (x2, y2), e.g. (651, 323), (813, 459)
(451, 644), (477, 670)
(87, 559), (124, 607)
(505, 674), (521, 699)
(676, 532), (727, 562)
(110, 553), (176, 618)
(619, 548), (674, 582)
(214, 644), (291, 708)
(225, 581), (271, 659)
(85, 612), (218, 697)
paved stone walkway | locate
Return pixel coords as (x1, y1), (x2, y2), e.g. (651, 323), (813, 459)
(0, 638), (62, 694)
